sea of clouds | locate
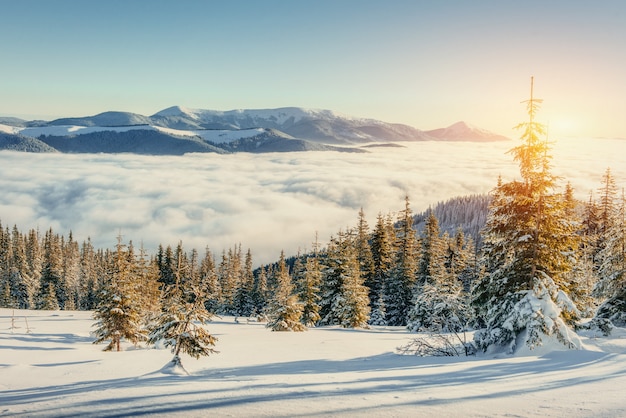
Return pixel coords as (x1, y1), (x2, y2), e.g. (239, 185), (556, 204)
(0, 138), (623, 265)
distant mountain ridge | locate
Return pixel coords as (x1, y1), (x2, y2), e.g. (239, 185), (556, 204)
(0, 106), (509, 155)
(425, 121), (510, 142)
(50, 111), (152, 127)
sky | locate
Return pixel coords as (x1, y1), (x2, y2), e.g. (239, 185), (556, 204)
(2, 0), (626, 138)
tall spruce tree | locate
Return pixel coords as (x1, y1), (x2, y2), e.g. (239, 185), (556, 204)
(78, 238), (99, 310)
(62, 232), (81, 310)
(472, 78), (581, 353)
(92, 236), (146, 351)
(199, 247), (221, 313)
(252, 264), (269, 317)
(25, 229), (43, 309)
(561, 183), (596, 318)
(134, 243), (161, 326)
(39, 229), (63, 310)
(385, 196), (418, 326)
(593, 184), (626, 328)
(320, 230), (370, 328)
(266, 251), (305, 331)
(300, 253), (322, 327)
(408, 215), (471, 332)
(11, 226), (32, 309)
(355, 208), (375, 295)
(233, 248), (256, 317)
(369, 213), (394, 325)
(0, 224), (14, 308)
(148, 242), (218, 372)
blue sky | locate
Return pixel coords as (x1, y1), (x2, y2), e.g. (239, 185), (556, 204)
(2, 0), (626, 138)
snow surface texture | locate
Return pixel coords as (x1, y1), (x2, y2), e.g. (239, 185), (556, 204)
(1, 309), (626, 417)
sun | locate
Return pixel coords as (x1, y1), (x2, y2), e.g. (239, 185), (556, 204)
(548, 117), (580, 138)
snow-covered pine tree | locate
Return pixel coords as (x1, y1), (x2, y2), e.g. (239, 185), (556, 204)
(92, 236), (146, 351)
(593, 184), (626, 328)
(356, 208), (375, 296)
(560, 182), (596, 319)
(252, 264), (269, 317)
(25, 228), (43, 309)
(597, 169), (620, 236)
(449, 228), (478, 292)
(39, 281), (60, 310)
(233, 248), (256, 317)
(338, 235), (371, 328)
(472, 78), (581, 354)
(134, 243), (161, 327)
(156, 244), (176, 288)
(62, 232), (81, 310)
(217, 247), (242, 315)
(0, 279), (13, 308)
(321, 230), (370, 328)
(416, 210), (448, 288)
(385, 196), (418, 326)
(0, 224), (15, 308)
(407, 215), (471, 333)
(148, 242), (218, 372)
(9, 226), (32, 309)
(199, 247), (221, 313)
(266, 251), (306, 331)
(368, 293), (387, 326)
(299, 238), (322, 326)
(407, 257), (470, 333)
(593, 169), (621, 290)
(408, 210), (449, 328)
(78, 238), (99, 310)
(368, 213), (394, 325)
(38, 228), (63, 309)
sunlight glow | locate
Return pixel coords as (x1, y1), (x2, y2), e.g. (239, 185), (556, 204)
(548, 117), (581, 138)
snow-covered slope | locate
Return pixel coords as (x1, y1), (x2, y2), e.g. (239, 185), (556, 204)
(2, 308), (626, 417)
(9, 123), (359, 155)
(49, 111), (152, 127)
(17, 124), (267, 144)
(18, 124), (154, 138)
(0, 117), (28, 127)
(0, 132), (58, 153)
(153, 105), (349, 127)
(426, 121), (510, 142)
(151, 106), (440, 144)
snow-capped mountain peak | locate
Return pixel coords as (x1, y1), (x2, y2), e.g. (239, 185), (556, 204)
(426, 121), (510, 142)
(152, 106), (201, 120)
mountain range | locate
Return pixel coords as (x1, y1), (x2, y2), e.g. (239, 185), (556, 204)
(0, 106), (510, 155)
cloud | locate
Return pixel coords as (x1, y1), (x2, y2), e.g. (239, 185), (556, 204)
(0, 138), (623, 266)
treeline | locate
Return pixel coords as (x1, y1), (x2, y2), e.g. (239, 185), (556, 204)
(0, 195), (479, 330)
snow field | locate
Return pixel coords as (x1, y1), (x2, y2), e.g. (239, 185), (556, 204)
(2, 309), (626, 417)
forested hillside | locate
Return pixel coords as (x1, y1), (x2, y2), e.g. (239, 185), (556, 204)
(413, 194), (491, 247)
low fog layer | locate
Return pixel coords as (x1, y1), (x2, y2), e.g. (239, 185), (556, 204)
(0, 138), (623, 265)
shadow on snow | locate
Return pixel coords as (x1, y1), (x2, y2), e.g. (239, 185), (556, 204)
(2, 349), (623, 417)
